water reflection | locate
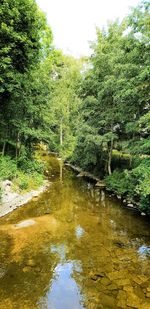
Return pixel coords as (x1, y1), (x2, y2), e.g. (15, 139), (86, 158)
(0, 155), (150, 308)
(45, 262), (84, 309)
(138, 245), (150, 257)
(75, 225), (85, 239)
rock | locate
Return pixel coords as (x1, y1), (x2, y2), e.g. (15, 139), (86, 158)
(32, 192), (39, 197)
(32, 197), (38, 201)
(107, 270), (127, 281)
(23, 266), (30, 272)
(101, 277), (111, 286)
(89, 271), (104, 281)
(101, 293), (116, 308)
(107, 283), (118, 291)
(2, 180), (12, 187)
(123, 199), (126, 203)
(116, 279), (131, 286)
(127, 203), (134, 207)
(117, 290), (127, 308)
(95, 181), (106, 188)
(146, 293), (150, 298)
(141, 212), (146, 216)
(140, 303), (150, 309)
(26, 259), (36, 267)
(113, 241), (126, 248)
(132, 275), (148, 285)
(146, 287), (150, 292)
(126, 291), (141, 308)
(14, 219), (36, 229)
(117, 195), (122, 199)
(123, 285), (133, 292)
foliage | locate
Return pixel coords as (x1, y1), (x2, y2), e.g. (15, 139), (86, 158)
(71, 0), (150, 212)
(0, 154), (44, 193)
(0, 155), (18, 180)
(0, 0), (52, 97)
(106, 158), (150, 213)
(105, 170), (133, 196)
(13, 171), (43, 192)
(0, 0), (149, 212)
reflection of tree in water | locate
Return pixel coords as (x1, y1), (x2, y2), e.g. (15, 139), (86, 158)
(0, 229), (61, 308)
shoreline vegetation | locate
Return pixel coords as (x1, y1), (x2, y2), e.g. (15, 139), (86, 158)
(66, 163), (147, 216)
(0, 149), (50, 217)
(0, 179), (50, 218)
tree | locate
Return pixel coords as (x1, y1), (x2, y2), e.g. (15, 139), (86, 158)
(0, 0), (53, 156)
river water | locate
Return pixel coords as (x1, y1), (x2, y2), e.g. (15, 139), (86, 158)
(0, 155), (150, 309)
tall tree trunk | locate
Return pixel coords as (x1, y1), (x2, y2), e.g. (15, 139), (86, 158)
(108, 138), (113, 175)
(60, 118), (63, 147)
(16, 132), (21, 159)
(2, 141), (6, 156)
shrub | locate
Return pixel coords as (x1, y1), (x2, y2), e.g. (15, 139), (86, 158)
(105, 170), (133, 196)
(105, 158), (150, 213)
(0, 156), (18, 180)
(17, 155), (44, 174)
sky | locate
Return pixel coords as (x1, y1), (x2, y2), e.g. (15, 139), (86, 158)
(36, 0), (140, 57)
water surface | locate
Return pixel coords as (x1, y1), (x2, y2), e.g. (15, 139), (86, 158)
(0, 155), (150, 309)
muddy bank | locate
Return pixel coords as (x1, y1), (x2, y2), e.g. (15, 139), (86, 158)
(0, 180), (50, 218)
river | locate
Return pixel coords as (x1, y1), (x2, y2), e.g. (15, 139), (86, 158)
(0, 155), (150, 309)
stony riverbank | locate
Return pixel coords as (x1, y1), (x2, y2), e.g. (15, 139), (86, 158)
(66, 163), (146, 216)
(0, 179), (50, 218)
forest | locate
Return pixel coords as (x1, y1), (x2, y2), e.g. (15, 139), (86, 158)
(0, 0), (150, 213)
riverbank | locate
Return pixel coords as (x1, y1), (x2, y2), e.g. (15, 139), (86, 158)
(0, 179), (50, 218)
(66, 163), (147, 216)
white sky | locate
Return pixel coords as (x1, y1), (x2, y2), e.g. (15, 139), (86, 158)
(36, 0), (140, 57)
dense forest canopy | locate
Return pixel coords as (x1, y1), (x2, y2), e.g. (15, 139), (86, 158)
(0, 0), (150, 212)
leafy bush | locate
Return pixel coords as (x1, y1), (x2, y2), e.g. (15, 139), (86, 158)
(131, 159), (150, 213)
(0, 156), (18, 180)
(17, 155), (44, 174)
(105, 170), (134, 196)
(13, 171), (44, 193)
(0, 154), (44, 194)
(105, 158), (150, 213)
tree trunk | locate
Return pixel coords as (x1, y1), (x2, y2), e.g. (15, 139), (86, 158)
(2, 141), (6, 156)
(108, 138), (113, 175)
(16, 132), (21, 159)
(60, 118), (63, 147)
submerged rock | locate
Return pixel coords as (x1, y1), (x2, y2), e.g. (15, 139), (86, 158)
(14, 219), (36, 229)
(113, 241), (126, 248)
(26, 259), (36, 267)
(117, 290), (127, 308)
(126, 291), (141, 308)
